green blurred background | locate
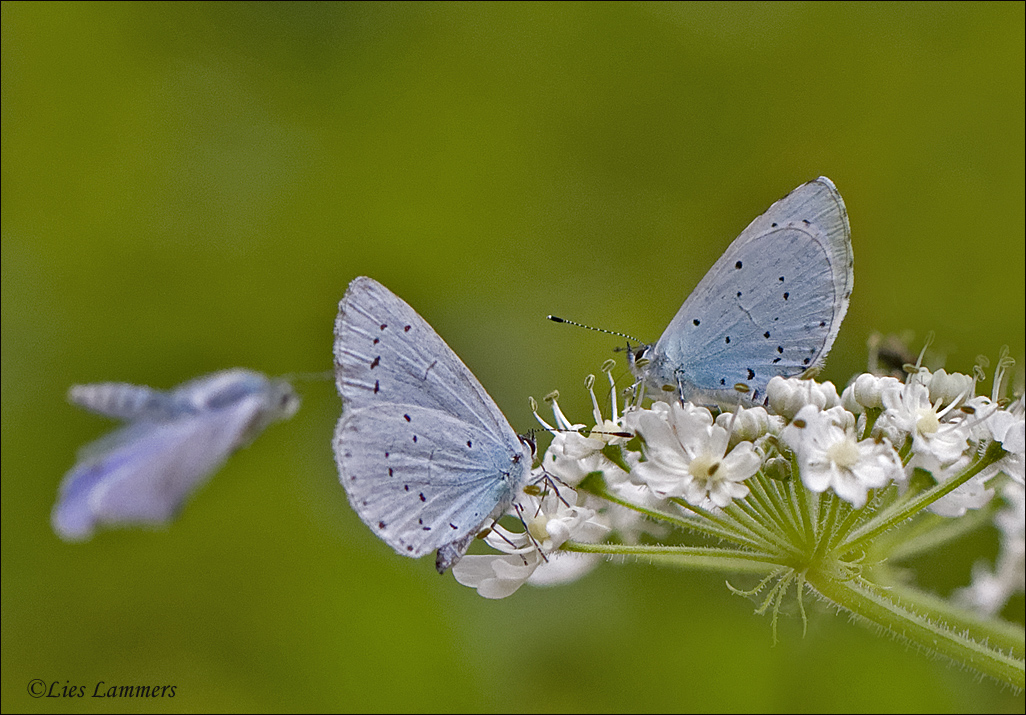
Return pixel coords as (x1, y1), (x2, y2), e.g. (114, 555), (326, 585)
(3, 2), (1023, 712)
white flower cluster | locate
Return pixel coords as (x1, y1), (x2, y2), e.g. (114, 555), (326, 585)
(453, 361), (1025, 607)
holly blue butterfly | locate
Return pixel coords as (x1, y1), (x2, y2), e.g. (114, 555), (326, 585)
(53, 369), (300, 541)
(630, 176), (853, 406)
(333, 277), (534, 574)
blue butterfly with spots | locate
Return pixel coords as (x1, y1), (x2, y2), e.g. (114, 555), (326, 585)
(631, 177), (853, 405)
(333, 277), (534, 573)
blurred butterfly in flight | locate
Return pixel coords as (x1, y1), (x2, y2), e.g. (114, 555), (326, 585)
(53, 369), (299, 541)
(630, 176), (853, 406)
(333, 277), (534, 574)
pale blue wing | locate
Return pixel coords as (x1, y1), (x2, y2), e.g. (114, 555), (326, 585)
(171, 369), (297, 418)
(334, 277), (514, 439)
(54, 370), (299, 541)
(335, 404), (529, 559)
(639, 177), (852, 404)
(68, 383), (176, 421)
(333, 277), (531, 571)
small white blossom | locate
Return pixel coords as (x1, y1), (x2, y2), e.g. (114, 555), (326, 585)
(766, 376), (840, 420)
(450, 551), (545, 599)
(630, 402), (761, 507)
(781, 405), (903, 508)
(982, 395), (1025, 485)
(841, 373), (904, 413)
(927, 368), (974, 407)
(533, 372), (631, 487)
(714, 405), (781, 450)
(451, 483), (607, 599)
(877, 373), (970, 472)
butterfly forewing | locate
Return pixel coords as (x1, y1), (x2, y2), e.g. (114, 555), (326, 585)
(335, 277), (514, 438)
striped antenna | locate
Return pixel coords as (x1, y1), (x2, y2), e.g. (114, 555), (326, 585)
(547, 315), (641, 343)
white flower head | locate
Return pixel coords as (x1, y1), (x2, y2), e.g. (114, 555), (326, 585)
(981, 394), (1025, 485)
(878, 375), (970, 472)
(451, 481), (608, 599)
(533, 370), (632, 487)
(630, 401), (761, 507)
(781, 404), (903, 508)
(927, 368), (975, 408)
(841, 373), (904, 413)
(766, 376), (840, 420)
(715, 404), (781, 449)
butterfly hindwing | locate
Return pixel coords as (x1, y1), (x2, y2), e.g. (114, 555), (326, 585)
(335, 404), (526, 558)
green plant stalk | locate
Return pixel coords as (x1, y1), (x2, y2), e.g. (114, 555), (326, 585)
(804, 568), (1025, 688)
(561, 541), (788, 572)
(839, 441), (1005, 555)
(868, 564), (1025, 658)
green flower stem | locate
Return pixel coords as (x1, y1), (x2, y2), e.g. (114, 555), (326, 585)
(723, 499), (798, 556)
(812, 492), (840, 561)
(576, 473), (765, 550)
(668, 497), (764, 545)
(561, 541), (788, 572)
(747, 474), (802, 546)
(880, 505), (997, 562)
(825, 491), (877, 552)
(791, 459), (816, 549)
(838, 441), (1005, 555)
(804, 569), (1025, 688)
(869, 564), (1025, 659)
(766, 476), (805, 544)
(859, 407), (883, 440)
